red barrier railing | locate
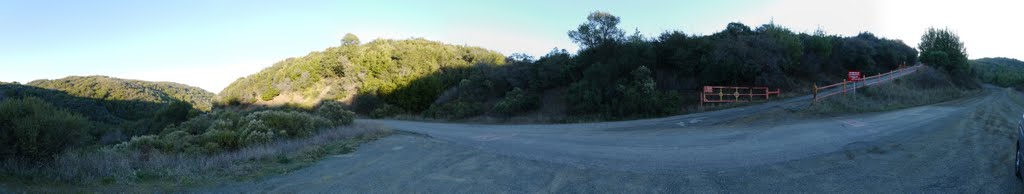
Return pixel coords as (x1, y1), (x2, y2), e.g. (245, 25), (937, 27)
(700, 86), (780, 109)
(812, 64), (921, 103)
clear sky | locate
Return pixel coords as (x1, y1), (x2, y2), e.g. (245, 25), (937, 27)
(2, 0), (1021, 93)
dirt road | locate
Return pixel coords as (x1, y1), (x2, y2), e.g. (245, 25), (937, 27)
(203, 86), (1024, 192)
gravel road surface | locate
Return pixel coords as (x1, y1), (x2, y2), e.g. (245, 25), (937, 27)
(202, 86), (1024, 192)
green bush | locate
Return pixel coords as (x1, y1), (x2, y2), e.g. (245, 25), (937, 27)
(493, 87), (539, 116)
(201, 129), (240, 151)
(0, 97), (89, 160)
(245, 110), (332, 138)
(114, 135), (164, 152)
(316, 101), (355, 125)
(261, 87), (281, 101)
(118, 107), (343, 155)
(369, 104), (403, 118)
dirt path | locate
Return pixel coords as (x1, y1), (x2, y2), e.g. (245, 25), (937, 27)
(200, 87), (1024, 192)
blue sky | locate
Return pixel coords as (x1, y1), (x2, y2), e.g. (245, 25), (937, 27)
(2, 0), (1021, 93)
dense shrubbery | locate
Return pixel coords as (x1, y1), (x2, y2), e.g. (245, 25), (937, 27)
(493, 87), (539, 116)
(317, 101), (356, 125)
(0, 82), (208, 143)
(918, 27), (975, 88)
(0, 97), (89, 161)
(28, 76), (214, 112)
(118, 104), (354, 154)
(972, 57), (1024, 87)
(216, 11), (919, 121)
(554, 12), (915, 119)
(2, 79), (358, 158)
(217, 37), (506, 111)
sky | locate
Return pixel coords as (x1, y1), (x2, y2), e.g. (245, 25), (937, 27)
(1, 0), (1021, 93)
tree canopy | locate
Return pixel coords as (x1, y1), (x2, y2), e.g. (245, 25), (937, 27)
(568, 11), (625, 49)
(342, 33), (360, 46)
(918, 27), (972, 87)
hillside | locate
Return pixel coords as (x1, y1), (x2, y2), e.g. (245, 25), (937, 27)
(2, 76), (214, 143)
(217, 37), (506, 111)
(220, 13), (917, 121)
(971, 57), (1024, 87)
(28, 75), (215, 112)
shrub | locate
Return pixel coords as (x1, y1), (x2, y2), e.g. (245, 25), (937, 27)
(238, 120), (275, 145)
(201, 129), (240, 151)
(0, 97), (89, 161)
(261, 87), (280, 101)
(245, 110), (332, 138)
(423, 101), (484, 120)
(369, 104), (403, 118)
(352, 93), (383, 114)
(114, 135), (164, 153)
(316, 101), (355, 125)
(493, 87), (539, 116)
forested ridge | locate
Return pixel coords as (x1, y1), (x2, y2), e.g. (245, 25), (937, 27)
(217, 37), (506, 110)
(971, 57), (1024, 88)
(28, 75), (215, 112)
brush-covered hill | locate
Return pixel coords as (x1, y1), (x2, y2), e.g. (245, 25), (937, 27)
(971, 57), (1024, 87)
(220, 12), (921, 122)
(217, 37), (506, 110)
(2, 76), (214, 140)
(27, 75), (215, 112)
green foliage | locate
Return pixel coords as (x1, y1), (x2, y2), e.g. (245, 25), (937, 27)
(218, 38), (506, 112)
(27, 76), (214, 112)
(261, 87), (280, 101)
(568, 11), (626, 48)
(119, 107), (347, 154)
(0, 81), (207, 144)
(216, 11), (921, 121)
(972, 57), (1024, 87)
(423, 101), (485, 120)
(493, 87), (539, 116)
(316, 101), (355, 125)
(0, 97), (89, 161)
(918, 27), (973, 87)
(153, 100), (194, 126)
(341, 33), (360, 46)
(369, 104), (403, 118)
(352, 93), (382, 114)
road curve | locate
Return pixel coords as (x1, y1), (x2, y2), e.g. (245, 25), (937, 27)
(203, 86), (1024, 192)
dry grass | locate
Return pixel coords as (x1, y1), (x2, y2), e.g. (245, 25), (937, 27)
(806, 66), (975, 114)
(0, 123), (391, 188)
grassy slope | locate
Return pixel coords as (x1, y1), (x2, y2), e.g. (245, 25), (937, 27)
(806, 66), (974, 114)
(0, 124), (391, 192)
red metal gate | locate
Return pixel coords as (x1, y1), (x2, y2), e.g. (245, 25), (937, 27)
(700, 86), (780, 109)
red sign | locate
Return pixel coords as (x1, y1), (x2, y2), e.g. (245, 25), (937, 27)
(703, 86), (713, 93)
(848, 71), (862, 81)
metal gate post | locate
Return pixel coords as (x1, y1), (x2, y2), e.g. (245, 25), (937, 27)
(812, 83), (818, 105)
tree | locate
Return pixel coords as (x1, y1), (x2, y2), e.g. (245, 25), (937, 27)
(919, 27), (972, 87)
(568, 11), (625, 48)
(918, 27), (967, 74)
(342, 33), (360, 46)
